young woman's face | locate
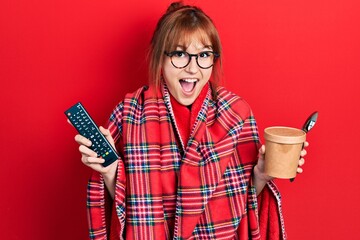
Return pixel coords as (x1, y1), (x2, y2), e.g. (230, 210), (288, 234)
(162, 37), (213, 106)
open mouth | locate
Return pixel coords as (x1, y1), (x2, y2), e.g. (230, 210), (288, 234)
(179, 79), (198, 93)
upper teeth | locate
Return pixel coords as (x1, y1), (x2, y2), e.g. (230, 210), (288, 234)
(182, 79), (197, 83)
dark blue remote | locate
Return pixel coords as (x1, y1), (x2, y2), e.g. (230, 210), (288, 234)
(65, 102), (119, 167)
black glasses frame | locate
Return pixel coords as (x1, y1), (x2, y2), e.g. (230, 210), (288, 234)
(164, 51), (219, 69)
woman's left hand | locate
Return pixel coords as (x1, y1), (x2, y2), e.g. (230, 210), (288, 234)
(255, 141), (309, 180)
(253, 141), (309, 195)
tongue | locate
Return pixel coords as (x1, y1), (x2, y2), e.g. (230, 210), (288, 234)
(180, 80), (195, 92)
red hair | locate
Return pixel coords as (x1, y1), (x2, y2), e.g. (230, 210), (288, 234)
(148, 2), (223, 98)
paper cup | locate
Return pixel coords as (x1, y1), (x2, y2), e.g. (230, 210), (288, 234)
(264, 126), (306, 179)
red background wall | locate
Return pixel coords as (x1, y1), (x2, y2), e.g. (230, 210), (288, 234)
(1, 0), (359, 239)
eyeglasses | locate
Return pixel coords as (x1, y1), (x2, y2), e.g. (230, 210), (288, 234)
(164, 50), (219, 69)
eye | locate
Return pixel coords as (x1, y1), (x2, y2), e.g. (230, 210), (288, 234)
(199, 51), (211, 58)
(171, 51), (187, 58)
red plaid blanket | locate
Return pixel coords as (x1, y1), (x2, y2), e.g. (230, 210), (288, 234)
(86, 84), (286, 239)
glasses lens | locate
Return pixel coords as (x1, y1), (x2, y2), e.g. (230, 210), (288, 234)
(171, 51), (190, 68)
(197, 51), (215, 69)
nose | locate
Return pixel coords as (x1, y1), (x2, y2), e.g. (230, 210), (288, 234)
(185, 55), (199, 73)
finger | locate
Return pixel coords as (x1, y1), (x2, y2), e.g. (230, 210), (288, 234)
(259, 145), (265, 154)
(82, 156), (105, 164)
(99, 126), (111, 138)
(297, 167), (303, 173)
(304, 141), (309, 148)
(79, 145), (97, 157)
(99, 126), (115, 147)
(300, 149), (307, 157)
(75, 134), (92, 147)
(67, 119), (73, 126)
(298, 158), (305, 167)
(258, 145), (265, 160)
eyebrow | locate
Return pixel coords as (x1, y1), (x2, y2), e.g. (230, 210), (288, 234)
(175, 44), (213, 51)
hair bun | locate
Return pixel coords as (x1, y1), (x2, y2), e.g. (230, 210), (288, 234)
(166, 1), (184, 13)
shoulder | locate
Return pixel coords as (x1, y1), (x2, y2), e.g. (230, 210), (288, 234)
(214, 86), (253, 120)
(109, 86), (149, 121)
(123, 85), (149, 102)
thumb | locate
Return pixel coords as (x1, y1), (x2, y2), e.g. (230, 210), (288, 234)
(99, 126), (115, 148)
(258, 145), (265, 160)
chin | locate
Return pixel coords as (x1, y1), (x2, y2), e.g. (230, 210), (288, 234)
(180, 100), (194, 106)
(178, 96), (196, 106)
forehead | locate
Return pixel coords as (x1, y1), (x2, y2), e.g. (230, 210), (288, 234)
(178, 37), (212, 50)
(168, 29), (212, 50)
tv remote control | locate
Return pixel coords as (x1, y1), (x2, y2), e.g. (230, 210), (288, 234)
(65, 102), (119, 167)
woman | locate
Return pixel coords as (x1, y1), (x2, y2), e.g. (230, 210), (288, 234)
(74, 2), (307, 239)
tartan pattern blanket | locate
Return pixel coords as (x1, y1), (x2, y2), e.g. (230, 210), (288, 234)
(86, 84), (286, 239)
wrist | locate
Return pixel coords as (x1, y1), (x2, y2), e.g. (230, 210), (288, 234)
(101, 164), (118, 200)
(102, 171), (115, 182)
(101, 163), (118, 181)
(254, 164), (273, 183)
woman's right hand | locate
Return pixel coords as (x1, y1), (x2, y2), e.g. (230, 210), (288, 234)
(74, 126), (118, 178)
(69, 118), (118, 199)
